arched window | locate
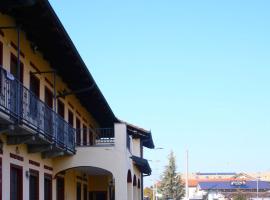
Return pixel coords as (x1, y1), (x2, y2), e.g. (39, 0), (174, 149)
(138, 178), (141, 189)
(127, 170), (132, 183)
(133, 175), (137, 186)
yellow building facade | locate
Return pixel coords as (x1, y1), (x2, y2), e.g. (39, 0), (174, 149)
(0, 1), (154, 200)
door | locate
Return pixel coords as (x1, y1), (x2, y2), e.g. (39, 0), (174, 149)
(9, 53), (24, 116)
(83, 184), (87, 200)
(57, 100), (65, 144)
(68, 110), (74, 146)
(44, 175), (52, 200)
(0, 158), (2, 200)
(45, 87), (53, 109)
(83, 124), (87, 145)
(76, 118), (81, 145)
(76, 182), (81, 200)
(96, 192), (107, 200)
(56, 177), (64, 200)
(44, 87), (53, 138)
(29, 73), (40, 120)
(89, 192), (107, 200)
(29, 170), (39, 200)
(57, 100), (64, 118)
(10, 164), (23, 200)
(10, 53), (23, 83)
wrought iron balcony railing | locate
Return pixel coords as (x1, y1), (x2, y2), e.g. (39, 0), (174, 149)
(76, 127), (115, 146)
(0, 66), (75, 153)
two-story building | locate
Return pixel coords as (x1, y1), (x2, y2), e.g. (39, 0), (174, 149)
(0, 0), (154, 200)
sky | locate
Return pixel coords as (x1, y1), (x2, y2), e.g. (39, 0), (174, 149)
(49, 0), (270, 186)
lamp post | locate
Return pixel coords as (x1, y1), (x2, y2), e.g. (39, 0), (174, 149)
(148, 147), (164, 200)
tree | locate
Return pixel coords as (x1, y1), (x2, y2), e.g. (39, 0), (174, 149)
(232, 191), (247, 200)
(159, 151), (185, 200)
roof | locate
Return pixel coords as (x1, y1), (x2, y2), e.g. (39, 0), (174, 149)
(131, 156), (152, 175)
(188, 178), (252, 187)
(0, 0), (117, 127)
(198, 181), (270, 190)
(120, 120), (154, 149)
(196, 172), (237, 176)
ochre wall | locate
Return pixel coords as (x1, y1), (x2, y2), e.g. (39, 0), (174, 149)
(0, 13), (99, 130)
(88, 175), (109, 191)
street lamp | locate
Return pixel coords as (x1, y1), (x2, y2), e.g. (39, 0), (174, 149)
(257, 176), (260, 200)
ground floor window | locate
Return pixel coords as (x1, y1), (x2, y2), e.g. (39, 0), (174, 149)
(44, 174), (52, 200)
(29, 169), (39, 200)
(10, 164), (23, 200)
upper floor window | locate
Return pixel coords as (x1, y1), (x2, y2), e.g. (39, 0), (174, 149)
(10, 53), (23, 83)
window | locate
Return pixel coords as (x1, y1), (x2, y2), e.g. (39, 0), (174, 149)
(76, 118), (81, 145)
(83, 124), (87, 145)
(29, 169), (39, 200)
(10, 164), (23, 200)
(77, 182), (81, 200)
(44, 174), (52, 200)
(57, 100), (65, 119)
(10, 53), (23, 83)
(56, 177), (64, 200)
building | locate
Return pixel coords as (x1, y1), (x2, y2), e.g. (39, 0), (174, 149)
(185, 173), (270, 200)
(198, 180), (270, 200)
(0, 1), (154, 200)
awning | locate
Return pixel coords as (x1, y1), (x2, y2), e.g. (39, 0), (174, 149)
(131, 156), (151, 175)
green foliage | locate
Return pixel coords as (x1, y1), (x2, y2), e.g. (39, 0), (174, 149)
(232, 191), (247, 200)
(159, 151), (185, 200)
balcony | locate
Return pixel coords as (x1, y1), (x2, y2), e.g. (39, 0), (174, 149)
(0, 66), (75, 157)
(76, 127), (115, 147)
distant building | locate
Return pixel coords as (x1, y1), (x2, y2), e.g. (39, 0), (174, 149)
(185, 172), (270, 200)
(198, 180), (270, 200)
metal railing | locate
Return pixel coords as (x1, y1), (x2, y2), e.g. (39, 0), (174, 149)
(76, 127), (115, 146)
(0, 66), (75, 152)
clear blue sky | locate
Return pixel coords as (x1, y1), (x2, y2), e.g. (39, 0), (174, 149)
(49, 0), (270, 185)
